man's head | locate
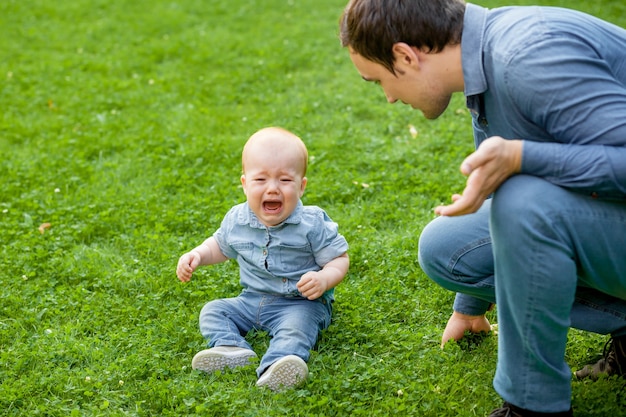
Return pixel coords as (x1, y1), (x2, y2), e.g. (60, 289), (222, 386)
(339, 0), (465, 74)
(340, 0), (466, 119)
(241, 127), (308, 226)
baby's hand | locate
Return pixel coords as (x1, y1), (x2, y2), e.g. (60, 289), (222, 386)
(297, 272), (328, 300)
(176, 252), (201, 282)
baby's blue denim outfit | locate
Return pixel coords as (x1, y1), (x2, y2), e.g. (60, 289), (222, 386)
(199, 201), (348, 376)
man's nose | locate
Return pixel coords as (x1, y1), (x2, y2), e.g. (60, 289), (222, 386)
(385, 91), (397, 104)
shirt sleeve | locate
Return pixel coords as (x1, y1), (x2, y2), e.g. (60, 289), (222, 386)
(308, 209), (349, 267)
(507, 30), (626, 199)
(212, 206), (238, 259)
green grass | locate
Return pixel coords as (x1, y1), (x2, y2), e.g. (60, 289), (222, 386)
(1, 0), (625, 415)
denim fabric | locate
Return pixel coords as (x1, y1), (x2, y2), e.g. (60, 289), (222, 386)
(492, 176), (626, 411)
(419, 178), (626, 412)
(199, 291), (332, 376)
(419, 202), (495, 316)
(419, 201), (626, 335)
(420, 4), (626, 412)
(463, 4), (626, 199)
(213, 201), (348, 303)
(202, 201), (346, 375)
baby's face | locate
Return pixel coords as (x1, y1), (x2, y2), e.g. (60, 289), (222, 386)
(241, 143), (307, 227)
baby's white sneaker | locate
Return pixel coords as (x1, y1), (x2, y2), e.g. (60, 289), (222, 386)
(191, 346), (257, 373)
(256, 355), (308, 391)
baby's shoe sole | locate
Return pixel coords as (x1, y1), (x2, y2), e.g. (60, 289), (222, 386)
(191, 346), (257, 373)
(256, 355), (308, 391)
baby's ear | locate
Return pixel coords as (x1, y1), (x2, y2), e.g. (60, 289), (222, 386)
(240, 174), (247, 195)
(300, 177), (308, 195)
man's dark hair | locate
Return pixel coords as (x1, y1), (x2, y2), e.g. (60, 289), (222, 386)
(339, 0), (465, 74)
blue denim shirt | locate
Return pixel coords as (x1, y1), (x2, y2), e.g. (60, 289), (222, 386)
(463, 4), (626, 200)
(213, 201), (348, 303)
(455, 4), (626, 315)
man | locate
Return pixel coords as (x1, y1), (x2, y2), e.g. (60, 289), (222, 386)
(339, 0), (626, 415)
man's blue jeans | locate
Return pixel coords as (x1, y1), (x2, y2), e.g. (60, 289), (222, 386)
(199, 291), (332, 377)
(418, 175), (626, 412)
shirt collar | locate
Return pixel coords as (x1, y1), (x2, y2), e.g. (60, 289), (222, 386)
(462, 3), (489, 97)
(240, 200), (304, 228)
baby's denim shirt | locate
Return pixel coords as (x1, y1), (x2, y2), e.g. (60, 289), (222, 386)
(213, 201), (348, 303)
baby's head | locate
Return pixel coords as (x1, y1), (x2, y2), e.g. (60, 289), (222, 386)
(240, 127), (309, 226)
(242, 127), (308, 177)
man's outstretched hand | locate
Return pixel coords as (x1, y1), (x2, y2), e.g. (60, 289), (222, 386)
(435, 137), (522, 216)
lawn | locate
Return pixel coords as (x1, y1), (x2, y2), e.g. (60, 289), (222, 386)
(1, 0), (625, 415)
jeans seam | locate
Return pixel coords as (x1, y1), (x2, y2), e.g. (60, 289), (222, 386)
(448, 237), (492, 281)
(574, 296), (626, 321)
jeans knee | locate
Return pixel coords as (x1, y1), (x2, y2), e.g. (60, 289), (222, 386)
(200, 298), (224, 316)
(419, 204), (494, 290)
(418, 217), (452, 281)
(199, 298), (239, 325)
(491, 175), (559, 237)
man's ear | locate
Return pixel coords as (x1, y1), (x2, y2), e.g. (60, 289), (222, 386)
(392, 42), (421, 68)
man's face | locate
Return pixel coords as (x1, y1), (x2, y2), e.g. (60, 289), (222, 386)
(349, 49), (451, 120)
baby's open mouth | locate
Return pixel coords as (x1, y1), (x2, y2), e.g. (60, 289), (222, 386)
(263, 201), (282, 213)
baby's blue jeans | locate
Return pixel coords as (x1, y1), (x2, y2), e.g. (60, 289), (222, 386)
(199, 291), (332, 377)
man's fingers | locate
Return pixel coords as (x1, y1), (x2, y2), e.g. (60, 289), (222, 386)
(435, 198), (479, 216)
